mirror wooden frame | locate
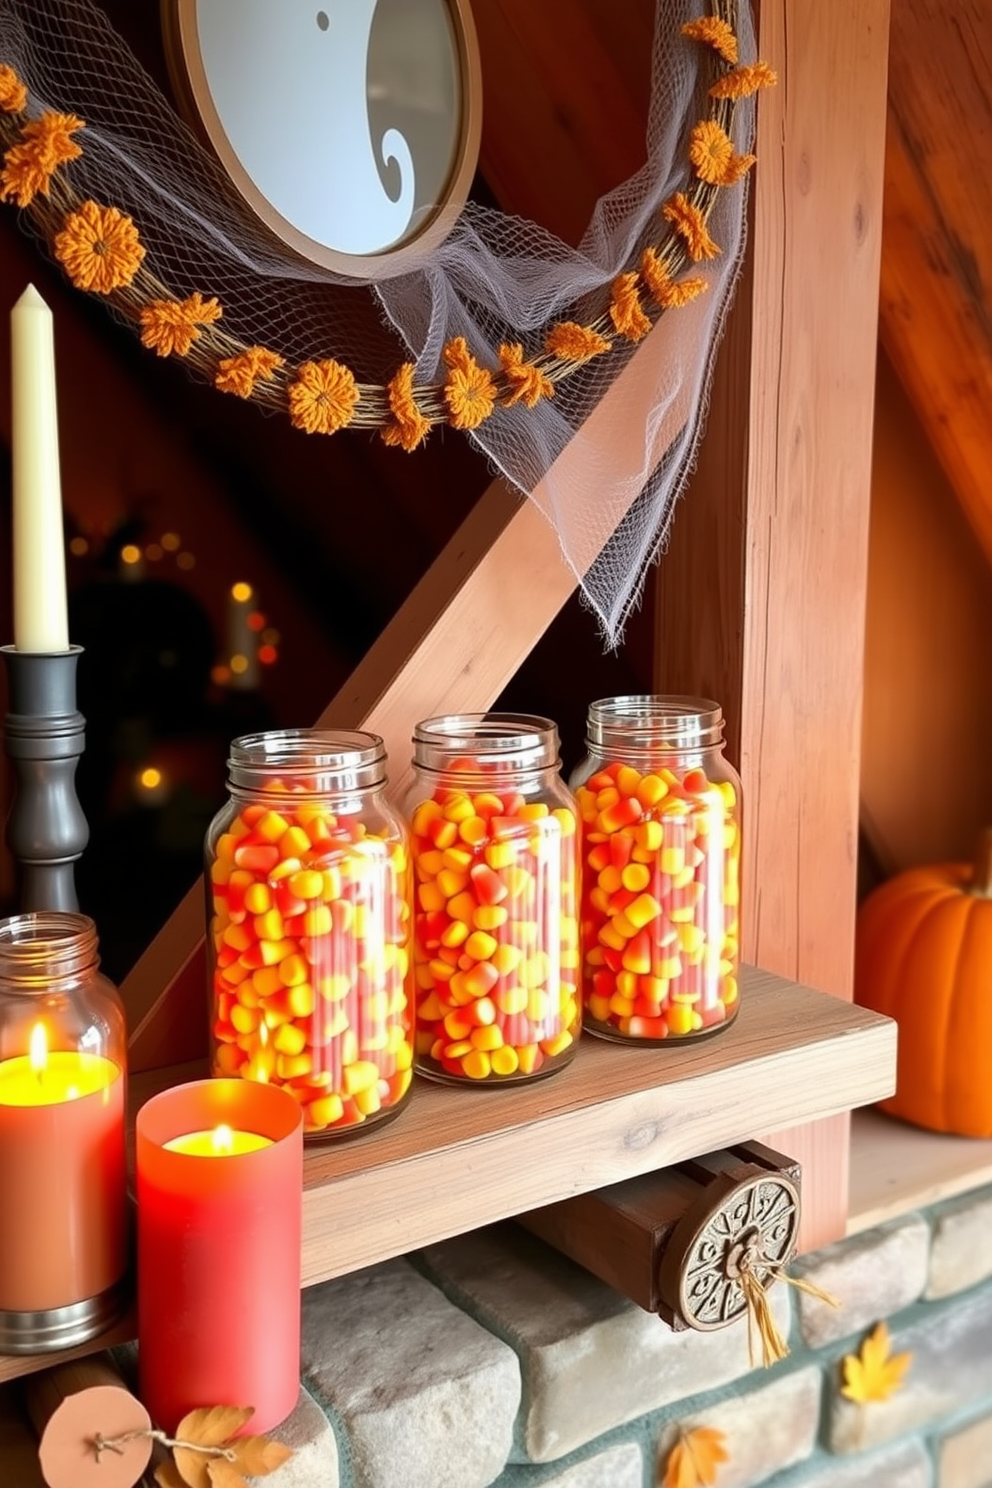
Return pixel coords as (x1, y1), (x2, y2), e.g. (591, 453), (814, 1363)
(160, 0), (483, 278)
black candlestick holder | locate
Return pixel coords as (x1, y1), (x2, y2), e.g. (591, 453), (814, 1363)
(2, 645), (88, 912)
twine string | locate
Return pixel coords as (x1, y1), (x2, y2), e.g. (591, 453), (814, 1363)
(91, 1428), (237, 1463)
(736, 1253), (841, 1369)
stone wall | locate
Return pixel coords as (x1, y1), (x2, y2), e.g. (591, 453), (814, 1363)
(4, 1182), (992, 1487)
(271, 1182), (992, 1488)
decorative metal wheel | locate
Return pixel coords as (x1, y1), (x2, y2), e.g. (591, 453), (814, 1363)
(661, 1171), (801, 1331)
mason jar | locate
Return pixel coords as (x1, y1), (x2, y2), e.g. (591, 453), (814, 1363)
(205, 729), (414, 1140)
(405, 713), (581, 1084)
(571, 696), (742, 1043)
(0, 911), (128, 1352)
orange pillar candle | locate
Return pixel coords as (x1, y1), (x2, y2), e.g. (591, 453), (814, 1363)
(136, 1078), (303, 1434)
(0, 912), (127, 1354)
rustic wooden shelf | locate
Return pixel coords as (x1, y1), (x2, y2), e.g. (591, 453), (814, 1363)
(0, 964), (894, 1385)
(848, 1107), (992, 1235)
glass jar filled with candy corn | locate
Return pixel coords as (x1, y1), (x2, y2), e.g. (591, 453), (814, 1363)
(205, 729), (414, 1140)
(406, 714), (581, 1084)
(571, 697), (742, 1043)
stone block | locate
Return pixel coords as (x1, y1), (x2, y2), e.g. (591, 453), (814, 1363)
(827, 1289), (992, 1454)
(301, 1257), (520, 1488)
(655, 1366), (820, 1488)
(499, 1443), (644, 1487)
(937, 1407), (992, 1488)
(792, 1215), (930, 1347)
(264, 1385), (340, 1488)
(416, 1222), (790, 1463)
(927, 1190), (992, 1301)
(792, 1439), (932, 1487)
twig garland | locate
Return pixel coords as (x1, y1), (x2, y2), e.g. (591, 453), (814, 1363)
(0, 3), (775, 448)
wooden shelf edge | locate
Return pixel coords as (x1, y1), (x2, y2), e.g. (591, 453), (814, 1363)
(847, 1107), (992, 1235)
(297, 966), (894, 1284)
(1, 966), (895, 1384)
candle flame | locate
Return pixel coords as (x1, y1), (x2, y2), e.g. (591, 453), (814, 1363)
(231, 581), (253, 603)
(29, 1022), (47, 1075)
(212, 1124), (235, 1155)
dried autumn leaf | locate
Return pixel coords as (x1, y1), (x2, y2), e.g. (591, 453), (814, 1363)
(173, 1405), (255, 1488)
(663, 1425), (729, 1488)
(841, 1321), (913, 1405)
(229, 1435), (294, 1476)
(206, 1460), (248, 1488)
(154, 1460), (187, 1488)
(177, 1405), (256, 1447)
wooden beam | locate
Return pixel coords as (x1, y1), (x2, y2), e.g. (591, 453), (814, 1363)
(655, 0), (891, 1248)
(880, 0), (992, 568)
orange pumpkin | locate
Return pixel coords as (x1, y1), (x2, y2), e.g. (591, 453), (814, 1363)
(854, 831), (992, 1137)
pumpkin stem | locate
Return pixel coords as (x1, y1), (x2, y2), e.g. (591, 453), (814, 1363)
(971, 827), (992, 898)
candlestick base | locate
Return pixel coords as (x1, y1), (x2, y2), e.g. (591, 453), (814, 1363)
(1, 645), (88, 912)
(0, 1276), (128, 1354)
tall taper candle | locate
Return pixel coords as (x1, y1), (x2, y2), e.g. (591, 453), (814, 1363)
(10, 285), (70, 653)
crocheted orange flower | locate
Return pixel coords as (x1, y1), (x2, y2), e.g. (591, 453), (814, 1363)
(0, 64), (28, 114)
(1, 111), (84, 206)
(139, 293), (222, 358)
(382, 362), (431, 450)
(443, 337), (497, 431)
(545, 322), (611, 362)
(710, 61), (778, 99)
(53, 199), (145, 293)
(689, 120), (755, 186)
(288, 358), (360, 435)
(215, 345), (285, 398)
(498, 344), (555, 409)
(610, 272), (652, 342)
(681, 16), (738, 64)
(640, 247), (708, 309)
(662, 192), (721, 261)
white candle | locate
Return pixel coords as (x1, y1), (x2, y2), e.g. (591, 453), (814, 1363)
(10, 284), (70, 652)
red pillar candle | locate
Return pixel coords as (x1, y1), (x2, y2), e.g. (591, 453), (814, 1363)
(136, 1078), (303, 1434)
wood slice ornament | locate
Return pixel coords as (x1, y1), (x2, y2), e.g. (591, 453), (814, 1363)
(24, 1359), (153, 1488)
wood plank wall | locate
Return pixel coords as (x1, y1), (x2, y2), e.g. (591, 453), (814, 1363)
(655, 0), (892, 1247)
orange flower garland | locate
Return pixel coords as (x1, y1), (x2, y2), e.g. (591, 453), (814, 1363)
(443, 337), (498, 431)
(662, 192), (722, 262)
(0, 111), (84, 205)
(0, 3), (776, 450)
(609, 271), (653, 343)
(497, 343), (556, 408)
(383, 362), (432, 450)
(215, 345), (286, 399)
(0, 64), (27, 114)
(139, 292), (222, 358)
(545, 322), (612, 362)
(53, 199), (145, 293)
(681, 15), (738, 64)
(640, 247), (708, 310)
(287, 358), (360, 436)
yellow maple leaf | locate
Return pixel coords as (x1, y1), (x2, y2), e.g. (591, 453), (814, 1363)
(663, 1425), (729, 1488)
(840, 1321), (913, 1404)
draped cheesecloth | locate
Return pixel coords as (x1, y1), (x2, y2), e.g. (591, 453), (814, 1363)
(0, 0), (757, 645)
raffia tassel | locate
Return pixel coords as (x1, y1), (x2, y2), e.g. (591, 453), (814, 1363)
(738, 1262), (842, 1368)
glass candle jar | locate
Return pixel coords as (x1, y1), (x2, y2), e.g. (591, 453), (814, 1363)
(0, 912), (128, 1353)
(406, 713), (581, 1084)
(571, 696), (742, 1043)
(205, 729), (415, 1140)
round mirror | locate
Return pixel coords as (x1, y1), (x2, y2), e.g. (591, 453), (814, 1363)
(162, 0), (482, 277)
